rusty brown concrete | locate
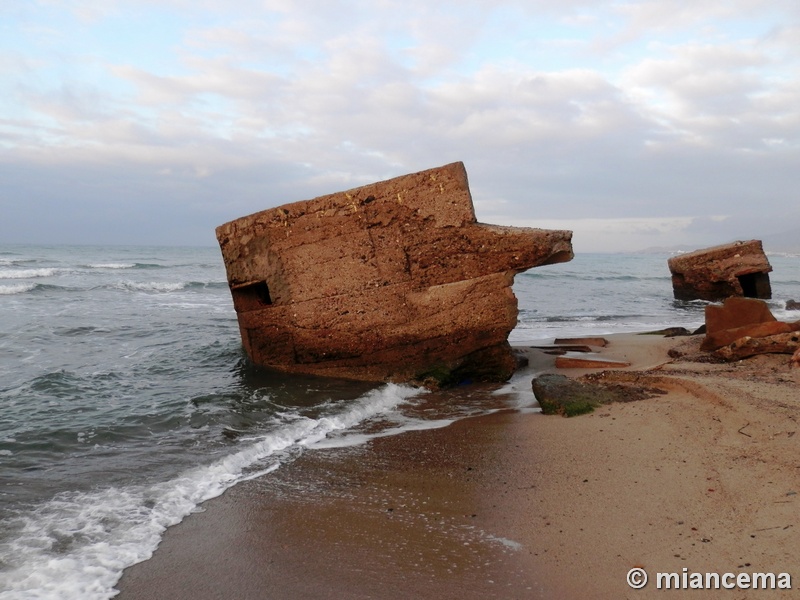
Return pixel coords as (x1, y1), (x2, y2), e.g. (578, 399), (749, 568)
(700, 297), (800, 352)
(216, 162), (573, 385)
(667, 240), (772, 302)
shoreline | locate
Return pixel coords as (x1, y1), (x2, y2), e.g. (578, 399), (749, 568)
(115, 333), (800, 599)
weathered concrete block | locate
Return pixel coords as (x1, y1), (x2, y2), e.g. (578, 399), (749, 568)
(714, 331), (800, 361)
(554, 356), (631, 369)
(702, 321), (800, 352)
(667, 240), (772, 301)
(705, 297), (776, 335)
(700, 297), (800, 352)
(217, 162), (573, 385)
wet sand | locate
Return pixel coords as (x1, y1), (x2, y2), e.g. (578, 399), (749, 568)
(116, 410), (549, 600)
(115, 334), (800, 599)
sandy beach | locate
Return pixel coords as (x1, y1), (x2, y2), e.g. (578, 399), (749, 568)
(115, 333), (800, 599)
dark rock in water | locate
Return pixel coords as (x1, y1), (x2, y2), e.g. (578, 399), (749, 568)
(667, 240), (772, 301)
(216, 162), (574, 385)
(531, 373), (664, 417)
(787, 299), (800, 310)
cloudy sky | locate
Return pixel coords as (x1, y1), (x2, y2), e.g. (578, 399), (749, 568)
(2, 0), (799, 252)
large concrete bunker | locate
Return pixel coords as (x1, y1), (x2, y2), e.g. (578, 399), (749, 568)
(216, 162), (573, 385)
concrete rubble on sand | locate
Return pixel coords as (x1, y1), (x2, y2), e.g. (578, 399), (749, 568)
(700, 297), (800, 361)
(544, 336), (632, 369)
(531, 296), (800, 418)
(700, 296), (800, 352)
(216, 162), (573, 386)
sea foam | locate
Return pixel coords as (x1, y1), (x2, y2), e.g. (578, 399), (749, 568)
(87, 263), (136, 270)
(113, 281), (187, 293)
(0, 268), (60, 280)
(0, 284), (36, 296)
(0, 383), (422, 600)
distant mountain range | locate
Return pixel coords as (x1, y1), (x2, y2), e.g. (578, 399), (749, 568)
(635, 244), (699, 255)
(762, 228), (800, 254)
(637, 228), (800, 255)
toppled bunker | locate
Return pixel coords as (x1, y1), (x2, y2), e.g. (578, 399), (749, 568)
(667, 240), (772, 302)
(216, 162), (573, 385)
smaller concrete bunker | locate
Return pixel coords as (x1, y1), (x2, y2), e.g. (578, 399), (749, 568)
(667, 240), (772, 302)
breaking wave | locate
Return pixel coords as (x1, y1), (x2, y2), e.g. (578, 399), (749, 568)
(111, 281), (227, 293)
(0, 283), (37, 296)
(0, 268), (62, 280)
(85, 263), (165, 270)
(0, 384), (423, 600)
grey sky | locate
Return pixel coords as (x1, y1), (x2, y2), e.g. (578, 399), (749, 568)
(2, 0), (799, 252)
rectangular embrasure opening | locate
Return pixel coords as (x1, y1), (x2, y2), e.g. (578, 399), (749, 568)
(231, 281), (273, 312)
(737, 272), (772, 299)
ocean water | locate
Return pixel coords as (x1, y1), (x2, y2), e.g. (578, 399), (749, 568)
(1, 244), (798, 599)
(512, 252), (800, 342)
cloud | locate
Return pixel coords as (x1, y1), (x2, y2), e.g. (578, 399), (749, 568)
(479, 215), (708, 252)
(1, 0), (799, 250)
